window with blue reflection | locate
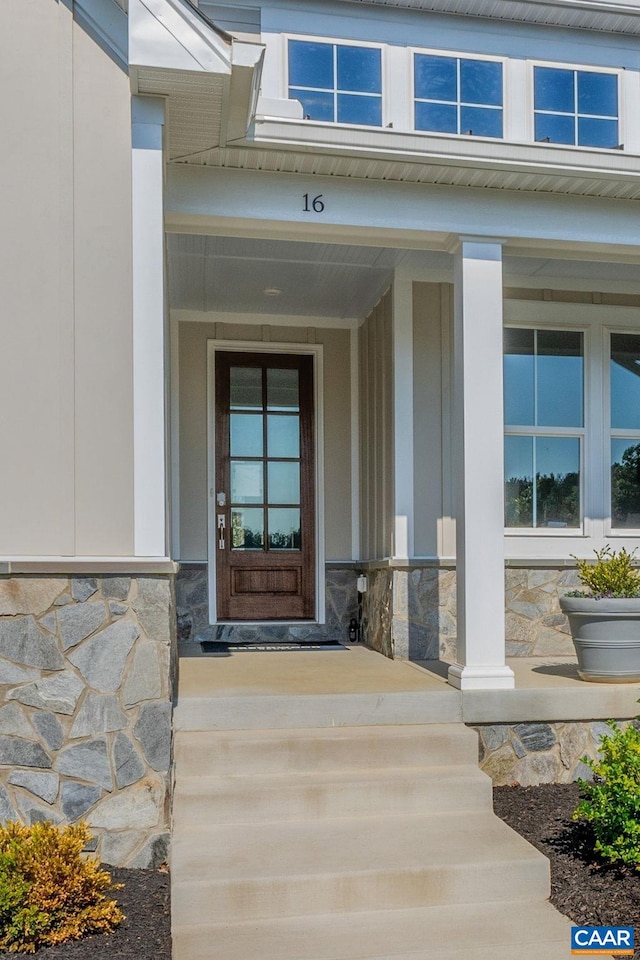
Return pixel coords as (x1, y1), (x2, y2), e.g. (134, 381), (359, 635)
(534, 66), (618, 148)
(288, 40), (382, 126)
(414, 53), (503, 138)
(504, 328), (583, 528)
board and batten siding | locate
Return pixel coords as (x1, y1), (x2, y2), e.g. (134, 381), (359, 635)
(177, 320), (353, 562)
(0, 0), (134, 557)
(359, 289), (393, 561)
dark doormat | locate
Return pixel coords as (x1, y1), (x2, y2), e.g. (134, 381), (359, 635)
(200, 640), (347, 653)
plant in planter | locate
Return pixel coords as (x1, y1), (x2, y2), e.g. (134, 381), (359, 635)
(560, 546), (640, 683)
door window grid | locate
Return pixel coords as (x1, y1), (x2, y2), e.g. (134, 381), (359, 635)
(288, 39), (382, 126)
(229, 366), (302, 552)
(413, 53), (503, 138)
(533, 66), (619, 148)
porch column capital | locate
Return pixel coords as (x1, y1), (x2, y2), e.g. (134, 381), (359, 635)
(132, 96), (168, 558)
(448, 239), (514, 690)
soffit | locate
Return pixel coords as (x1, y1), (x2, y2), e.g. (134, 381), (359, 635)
(336, 0), (640, 35)
(172, 141), (640, 200)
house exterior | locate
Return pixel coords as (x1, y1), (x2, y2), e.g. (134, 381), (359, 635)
(3, 0), (640, 865)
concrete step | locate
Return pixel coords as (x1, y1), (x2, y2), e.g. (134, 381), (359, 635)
(173, 765), (492, 825)
(171, 812), (550, 923)
(173, 724), (480, 776)
(174, 690), (461, 730)
(172, 899), (576, 960)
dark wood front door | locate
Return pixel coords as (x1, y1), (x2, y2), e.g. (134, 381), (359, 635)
(215, 352), (315, 620)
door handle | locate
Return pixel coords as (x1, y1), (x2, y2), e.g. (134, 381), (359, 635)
(217, 513), (226, 550)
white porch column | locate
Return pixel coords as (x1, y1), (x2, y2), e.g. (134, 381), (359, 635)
(132, 96), (167, 557)
(448, 239), (514, 690)
(392, 272), (415, 559)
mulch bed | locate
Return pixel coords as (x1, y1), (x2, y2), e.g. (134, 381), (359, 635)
(14, 867), (171, 959)
(495, 782), (640, 958)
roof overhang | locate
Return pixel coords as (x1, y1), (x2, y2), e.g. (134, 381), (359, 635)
(129, 0), (264, 154)
(337, 0), (640, 35)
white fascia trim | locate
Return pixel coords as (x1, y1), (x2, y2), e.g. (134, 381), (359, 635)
(252, 119), (640, 180)
(171, 310), (361, 329)
(75, 0), (128, 68)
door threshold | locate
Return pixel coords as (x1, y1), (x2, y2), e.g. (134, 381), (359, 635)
(213, 620), (323, 627)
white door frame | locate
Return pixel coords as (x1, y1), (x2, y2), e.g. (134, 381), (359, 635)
(206, 339), (326, 625)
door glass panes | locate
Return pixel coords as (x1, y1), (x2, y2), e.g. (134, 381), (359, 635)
(611, 333), (640, 430)
(534, 66), (618, 148)
(228, 364), (305, 551)
(231, 509), (264, 549)
(289, 40), (382, 126)
(268, 462), (300, 505)
(267, 416), (300, 459)
(230, 414), (263, 457)
(231, 461), (263, 504)
(414, 54), (503, 138)
(230, 367), (262, 410)
(611, 440), (640, 529)
(267, 369), (299, 410)
(268, 509), (301, 550)
(505, 436), (580, 528)
(610, 334), (640, 528)
(504, 327), (583, 528)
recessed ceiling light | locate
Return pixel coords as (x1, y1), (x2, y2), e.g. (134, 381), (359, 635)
(264, 288), (282, 297)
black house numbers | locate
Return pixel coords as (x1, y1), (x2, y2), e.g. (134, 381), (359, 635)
(302, 193), (325, 213)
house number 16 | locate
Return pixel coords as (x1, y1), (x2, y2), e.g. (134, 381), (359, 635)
(303, 193), (325, 213)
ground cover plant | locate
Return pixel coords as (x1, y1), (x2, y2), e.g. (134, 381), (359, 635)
(0, 823), (122, 954)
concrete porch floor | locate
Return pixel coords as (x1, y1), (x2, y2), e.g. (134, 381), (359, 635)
(175, 642), (640, 729)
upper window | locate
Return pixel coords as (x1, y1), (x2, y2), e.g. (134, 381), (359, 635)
(533, 67), (619, 148)
(288, 40), (382, 126)
(414, 54), (503, 138)
(504, 328), (584, 529)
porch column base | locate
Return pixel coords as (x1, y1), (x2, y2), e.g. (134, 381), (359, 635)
(448, 663), (515, 690)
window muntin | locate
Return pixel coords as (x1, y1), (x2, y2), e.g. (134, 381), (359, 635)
(288, 40), (382, 126)
(504, 328), (583, 529)
(534, 66), (619, 148)
(610, 333), (640, 529)
(414, 54), (503, 138)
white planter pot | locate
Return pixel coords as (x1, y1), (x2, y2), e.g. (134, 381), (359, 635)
(559, 595), (640, 683)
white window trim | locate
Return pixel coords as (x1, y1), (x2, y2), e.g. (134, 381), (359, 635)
(284, 33), (386, 129)
(206, 339), (326, 625)
(527, 58), (624, 150)
(605, 326), (640, 538)
(503, 299), (640, 559)
(409, 46), (506, 141)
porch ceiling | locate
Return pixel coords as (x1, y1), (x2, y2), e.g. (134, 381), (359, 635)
(168, 234), (640, 321)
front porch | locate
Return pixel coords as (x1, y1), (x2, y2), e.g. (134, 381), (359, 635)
(176, 641), (640, 784)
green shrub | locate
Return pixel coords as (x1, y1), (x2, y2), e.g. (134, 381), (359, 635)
(571, 545), (640, 598)
(0, 821), (123, 953)
(574, 720), (640, 869)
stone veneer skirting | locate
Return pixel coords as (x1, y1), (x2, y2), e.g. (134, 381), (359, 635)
(474, 719), (633, 786)
(363, 565), (581, 660)
(0, 575), (175, 867)
(176, 563), (359, 644)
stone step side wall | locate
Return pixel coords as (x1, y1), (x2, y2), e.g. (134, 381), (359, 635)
(0, 574), (176, 867)
(363, 565), (581, 660)
(176, 563), (358, 644)
(474, 719), (633, 786)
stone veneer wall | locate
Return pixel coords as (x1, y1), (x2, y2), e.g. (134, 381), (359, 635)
(474, 720), (633, 786)
(363, 565), (580, 660)
(0, 575), (175, 867)
(176, 563), (358, 644)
